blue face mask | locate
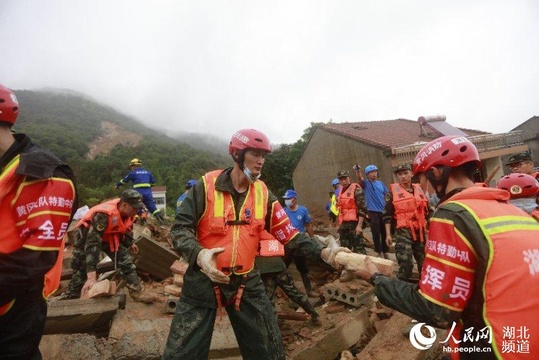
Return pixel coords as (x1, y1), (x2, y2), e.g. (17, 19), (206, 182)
(243, 166), (260, 183)
(284, 199), (294, 208)
(425, 190), (440, 208)
(509, 198), (537, 214)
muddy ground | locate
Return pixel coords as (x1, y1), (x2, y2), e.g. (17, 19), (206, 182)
(40, 222), (443, 359)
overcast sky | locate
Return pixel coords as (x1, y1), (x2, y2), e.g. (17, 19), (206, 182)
(2, 0), (538, 144)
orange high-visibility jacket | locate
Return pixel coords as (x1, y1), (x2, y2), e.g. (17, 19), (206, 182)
(420, 187), (539, 359)
(389, 183), (428, 241)
(337, 183), (360, 224)
(0, 154), (75, 310)
(197, 170), (297, 275)
(77, 198), (134, 252)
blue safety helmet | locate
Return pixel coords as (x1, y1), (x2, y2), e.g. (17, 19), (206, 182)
(186, 179), (196, 188)
(331, 178), (339, 186)
(283, 189), (298, 199)
(365, 165), (378, 174)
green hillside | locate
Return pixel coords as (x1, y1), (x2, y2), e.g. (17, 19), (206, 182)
(13, 89), (232, 211)
(12, 88), (317, 215)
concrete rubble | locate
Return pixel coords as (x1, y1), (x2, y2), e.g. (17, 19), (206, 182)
(41, 224), (431, 359)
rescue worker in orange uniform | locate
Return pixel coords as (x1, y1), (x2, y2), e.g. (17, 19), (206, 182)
(336, 170), (367, 254)
(383, 164), (430, 281)
(0, 83), (78, 359)
(497, 172), (539, 221)
(62, 190), (153, 303)
(163, 128), (349, 360)
(357, 135), (539, 359)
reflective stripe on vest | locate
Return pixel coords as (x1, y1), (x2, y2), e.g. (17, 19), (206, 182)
(448, 196), (539, 360)
(0, 155), (73, 299)
(330, 193), (339, 216)
(337, 183), (359, 224)
(0, 156), (22, 253)
(390, 183), (428, 241)
(198, 170), (268, 275)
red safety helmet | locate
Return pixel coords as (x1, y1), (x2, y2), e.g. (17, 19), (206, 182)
(0, 83), (19, 125)
(229, 128), (272, 155)
(413, 136), (481, 175)
(497, 173), (539, 198)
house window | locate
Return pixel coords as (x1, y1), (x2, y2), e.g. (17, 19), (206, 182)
(154, 197), (165, 205)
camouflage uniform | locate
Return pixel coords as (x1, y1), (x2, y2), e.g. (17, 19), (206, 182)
(64, 212), (141, 298)
(256, 256), (319, 320)
(163, 168), (323, 360)
(383, 187), (430, 281)
(392, 227), (425, 280)
(337, 184), (367, 254)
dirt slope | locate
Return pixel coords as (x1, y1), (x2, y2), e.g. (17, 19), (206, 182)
(86, 121), (143, 159)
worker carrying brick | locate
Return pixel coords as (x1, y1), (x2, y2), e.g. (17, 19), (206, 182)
(115, 158), (166, 225)
(383, 163), (431, 282)
(357, 135), (539, 359)
(162, 128), (350, 360)
(0, 83), (78, 359)
(60, 190), (154, 303)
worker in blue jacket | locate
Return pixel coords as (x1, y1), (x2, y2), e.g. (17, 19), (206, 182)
(115, 158), (166, 224)
(175, 179), (196, 216)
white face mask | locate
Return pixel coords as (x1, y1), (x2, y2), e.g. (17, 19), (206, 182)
(284, 199), (294, 208)
(243, 167), (261, 183)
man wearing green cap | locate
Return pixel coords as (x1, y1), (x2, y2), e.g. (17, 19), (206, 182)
(505, 150), (539, 180)
(61, 189), (154, 303)
(383, 164), (430, 281)
(336, 170), (367, 254)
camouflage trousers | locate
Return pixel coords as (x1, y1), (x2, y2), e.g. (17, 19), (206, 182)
(394, 228), (426, 281)
(163, 272), (285, 360)
(261, 269), (318, 317)
(65, 244), (140, 298)
(338, 222), (367, 254)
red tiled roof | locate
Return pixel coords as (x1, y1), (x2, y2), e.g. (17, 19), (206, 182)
(321, 119), (488, 149)
(152, 186), (167, 192)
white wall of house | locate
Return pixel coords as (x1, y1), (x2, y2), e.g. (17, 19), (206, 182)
(152, 187), (167, 215)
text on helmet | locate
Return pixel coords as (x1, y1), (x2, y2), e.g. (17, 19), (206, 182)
(232, 131), (250, 144)
(415, 140), (442, 166)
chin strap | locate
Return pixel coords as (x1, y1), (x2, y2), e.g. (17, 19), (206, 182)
(426, 166), (452, 199)
(232, 149), (260, 183)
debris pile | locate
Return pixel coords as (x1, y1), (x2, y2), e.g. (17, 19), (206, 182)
(41, 222), (427, 359)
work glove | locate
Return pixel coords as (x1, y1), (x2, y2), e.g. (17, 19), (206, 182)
(320, 246), (351, 268)
(352, 163), (361, 171)
(196, 247), (230, 284)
